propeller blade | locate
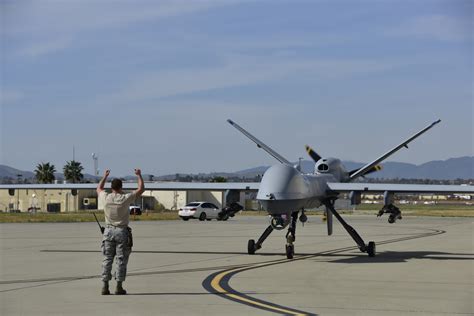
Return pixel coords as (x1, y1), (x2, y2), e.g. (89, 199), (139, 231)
(349, 164), (382, 177)
(305, 145), (322, 162)
(367, 164), (383, 174)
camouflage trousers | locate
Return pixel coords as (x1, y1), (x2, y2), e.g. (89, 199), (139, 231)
(101, 226), (132, 282)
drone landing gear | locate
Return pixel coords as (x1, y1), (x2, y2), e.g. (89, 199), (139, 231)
(324, 201), (376, 257)
(247, 211), (301, 259)
(285, 212), (298, 259)
(248, 225), (273, 255)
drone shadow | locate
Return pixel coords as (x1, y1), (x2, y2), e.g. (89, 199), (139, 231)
(313, 251), (474, 264)
(41, 249), (288, 256)
(42, 249), (474, 263)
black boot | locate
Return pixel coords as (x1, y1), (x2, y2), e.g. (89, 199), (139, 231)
(101, 281), (110, 295)
(115, 281), (127, 295)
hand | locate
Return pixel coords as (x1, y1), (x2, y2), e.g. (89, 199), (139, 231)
(134, 168), (141, 176)
(104, 169), (110, 177)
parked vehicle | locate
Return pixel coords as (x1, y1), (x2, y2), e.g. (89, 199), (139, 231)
(129, 205), (142, 215)
(178, 202), (220, 221)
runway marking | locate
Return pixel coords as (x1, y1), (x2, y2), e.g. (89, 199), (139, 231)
(0, 264), (249, 286)
(1, 225), (447, 314)
(208, 262), (314, 316)
(202, 228), (445, 315)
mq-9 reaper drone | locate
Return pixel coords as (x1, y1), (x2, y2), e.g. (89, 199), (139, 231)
(227, 119), (473, 259)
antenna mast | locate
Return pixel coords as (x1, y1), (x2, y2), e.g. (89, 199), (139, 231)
(92, 153), (99, 176)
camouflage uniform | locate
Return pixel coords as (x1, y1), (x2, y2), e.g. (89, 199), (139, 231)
(99, 190), (135, 283)
(101, 225), (132, 281)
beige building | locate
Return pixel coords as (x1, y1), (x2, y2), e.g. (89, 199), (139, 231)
(0, 188), (96, 213)
(0, 182), (258, 213)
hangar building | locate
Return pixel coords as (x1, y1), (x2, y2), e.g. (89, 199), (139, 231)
(0, 182), (259, 213)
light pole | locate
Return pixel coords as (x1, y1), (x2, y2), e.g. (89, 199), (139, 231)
(16, 174), (22, 211)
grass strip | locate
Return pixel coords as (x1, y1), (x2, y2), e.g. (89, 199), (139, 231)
(0, 206), (473, 223)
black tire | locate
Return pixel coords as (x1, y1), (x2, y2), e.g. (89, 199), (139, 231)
(206, 219), (212, 221)
(248, 239), (256, 255)
(367, 241), (376, 257)
(199, 212), (207, 221)
(181, 217), (189, 221)
(286, 244), (294, 259)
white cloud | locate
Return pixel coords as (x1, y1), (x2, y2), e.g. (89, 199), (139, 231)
(3, 0), (240, 57)
(0, 89), (24, 105)
(17, 38), (73, 58)
(388, 14), (472, 41)
(215, 33), (354, 51)
(92, 55), (399, 107)
(3, 1), (240, 34)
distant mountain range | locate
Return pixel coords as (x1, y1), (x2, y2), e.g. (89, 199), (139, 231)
(158, 156), (474, 181)
(1, 156), (472, 182)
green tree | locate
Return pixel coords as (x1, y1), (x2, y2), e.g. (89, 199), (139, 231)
(63, 160), (84, 183)
(210, 176), (227, 183)
(35, 162), (56, 183)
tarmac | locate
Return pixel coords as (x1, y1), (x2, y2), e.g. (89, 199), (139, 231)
(1, 215), (473, 315)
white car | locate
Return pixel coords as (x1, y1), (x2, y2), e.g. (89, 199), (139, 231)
(129, 205), (141, 215)
(178, 202), (220, 221)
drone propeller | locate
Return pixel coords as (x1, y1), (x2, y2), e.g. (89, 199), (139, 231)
(305, 145), (322, 162)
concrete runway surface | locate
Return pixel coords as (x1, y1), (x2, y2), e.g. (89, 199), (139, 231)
(1, 215), (473, 315)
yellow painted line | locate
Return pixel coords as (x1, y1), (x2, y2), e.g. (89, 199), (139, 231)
(210, 262), (309, 316)
(208, 229), (443, 315)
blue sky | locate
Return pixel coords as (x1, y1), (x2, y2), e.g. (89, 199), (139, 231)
(1, 0), (472, 177)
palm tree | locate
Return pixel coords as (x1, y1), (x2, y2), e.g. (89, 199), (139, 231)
(35, 162), (56, 183)
(63, 160), (84, 183)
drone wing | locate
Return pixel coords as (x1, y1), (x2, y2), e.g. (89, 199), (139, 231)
(227, 119), (291, 165)
(349, 119), (441, 180)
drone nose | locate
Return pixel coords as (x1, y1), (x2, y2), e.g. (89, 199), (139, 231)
(256, 164), (309, 212)
(258, 164), (307, 199)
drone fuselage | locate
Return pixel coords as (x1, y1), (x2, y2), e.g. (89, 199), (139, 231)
(257, 164), (338, 214)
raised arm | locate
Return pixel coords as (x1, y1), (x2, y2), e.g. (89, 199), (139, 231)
(134, 168), (145, 197)
(97, 169), (110, 195)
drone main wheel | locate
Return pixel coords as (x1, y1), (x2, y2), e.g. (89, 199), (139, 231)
(248, 239), (256, 255)
(285, 244), (294, 259)
(367, 241), (376, 257)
